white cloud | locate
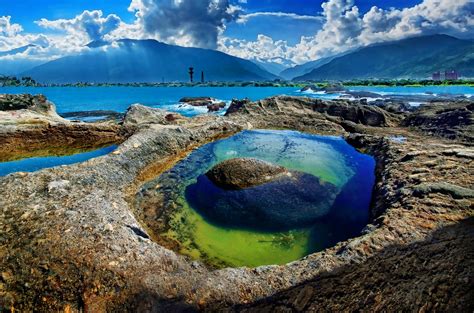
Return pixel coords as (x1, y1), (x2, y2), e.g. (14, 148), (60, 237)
(36, 10), (122, 43)
(219, 34), (295, 65)
(0, 16), (23, 37)
(219, 0), (474, 64)
(128, 0), (241, 49)
(1, 0), (473, 66)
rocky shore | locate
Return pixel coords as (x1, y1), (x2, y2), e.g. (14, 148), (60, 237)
(0, 94), (473, 311)
(0, 94), (127, 162)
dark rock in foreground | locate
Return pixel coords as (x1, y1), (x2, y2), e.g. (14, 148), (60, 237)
(187, 169), (338, 231)
(206, 158), (288, 189)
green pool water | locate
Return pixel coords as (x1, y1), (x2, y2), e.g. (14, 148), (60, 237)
(136, 130), (375, 268)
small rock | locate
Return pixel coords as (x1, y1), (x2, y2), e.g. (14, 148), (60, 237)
(47, 180), (70, 193)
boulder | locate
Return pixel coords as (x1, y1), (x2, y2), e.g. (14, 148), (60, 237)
(207, 102), (226, 112)
(206, 158), (289, 189)
(0, 93), (58, 117)
(225, 98), (251, 116)
(188, 158), (339, 231)
(179, 97), (214, 106)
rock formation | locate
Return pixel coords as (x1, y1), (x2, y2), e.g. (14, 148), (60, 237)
(0, 94), (473, 311)
(0, 94), (126, 162)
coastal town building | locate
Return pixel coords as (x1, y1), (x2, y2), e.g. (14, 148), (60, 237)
(431, 70), (459, 81)
(445, 70), (459, 80)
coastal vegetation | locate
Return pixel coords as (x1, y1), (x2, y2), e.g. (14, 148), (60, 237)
(1, 75), (473, 88)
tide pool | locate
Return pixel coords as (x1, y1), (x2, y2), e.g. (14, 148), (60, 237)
(136, 130), (375, 268)
(0, 145), (117, 177)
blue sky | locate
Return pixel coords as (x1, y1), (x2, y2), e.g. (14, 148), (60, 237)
(1, 0), (422, 35)
(0, 0), (472, 65)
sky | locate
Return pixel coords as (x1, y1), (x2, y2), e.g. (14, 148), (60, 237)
(0, 0), (473, 66)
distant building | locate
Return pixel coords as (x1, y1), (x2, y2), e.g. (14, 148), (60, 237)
(445, 70), (459, 81)
(432, 71), (441, 81)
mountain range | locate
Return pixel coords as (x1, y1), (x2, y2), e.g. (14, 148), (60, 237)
(1, 34), (473, 82)
(21, 39), (277, 83)
(293, 34), (474, 81)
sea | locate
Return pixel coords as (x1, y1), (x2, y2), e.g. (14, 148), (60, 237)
(1, 85), (472, 117)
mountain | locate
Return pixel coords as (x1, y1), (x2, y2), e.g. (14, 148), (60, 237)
(254, 60), (289, 76)
(0, 44), (47, 75)
(279, 55), (337, 80)
(0, 44), (37, 57)
(22, 39), (277, 83)
(294, 34), (474, 81)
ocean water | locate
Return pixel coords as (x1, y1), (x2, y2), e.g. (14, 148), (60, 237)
(0, 145), (117, 177)
(1, 85), (472, 117)
(0, 86), (298, 117)
(136, 130), (375, 268)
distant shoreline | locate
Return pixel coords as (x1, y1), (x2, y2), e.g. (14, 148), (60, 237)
(1, 78), (473, 88)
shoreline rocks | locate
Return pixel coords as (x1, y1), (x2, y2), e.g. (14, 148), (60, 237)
(0, 94), (128, 162)
(179, 96), (226, 112)
(0, 94), (473, 311)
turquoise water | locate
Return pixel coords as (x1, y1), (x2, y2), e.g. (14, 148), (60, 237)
(0, 86), (298, 116)
(137, 130), (375, 267)
(1, 85), (472, 117)
(0, 145), (116, 177)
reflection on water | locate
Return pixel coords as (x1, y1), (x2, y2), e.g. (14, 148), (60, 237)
(137, 130), (375, 268)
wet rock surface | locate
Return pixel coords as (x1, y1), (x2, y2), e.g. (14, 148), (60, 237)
(206, 158), (289, 189)
(402, 101), (474, 142)
(188, 169), (338, 231)
(0, 94), (473, 311)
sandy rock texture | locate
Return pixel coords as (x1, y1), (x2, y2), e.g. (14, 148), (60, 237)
(0, 95), (473, 311)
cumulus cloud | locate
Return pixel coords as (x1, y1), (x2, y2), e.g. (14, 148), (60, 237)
(237, 12), (323, 24)
(219, 34), (294, 65)
(0, 16), (23, 37)
(0, 16), (51, 54)
(219, 0), (474, 64)
(128, 0), (240, 49)
(36, 10), (122, 42)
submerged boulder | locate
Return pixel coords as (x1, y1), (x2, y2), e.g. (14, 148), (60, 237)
(206, 158), (289, 189)
(187, 159), (339, 231)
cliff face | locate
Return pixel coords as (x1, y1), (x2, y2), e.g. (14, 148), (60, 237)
(0, 95), (473, 311)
